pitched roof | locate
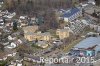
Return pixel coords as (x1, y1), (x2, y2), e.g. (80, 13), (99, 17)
(74, 37), (100, 51)
(61, 7), (80, 18)
(25, 32), (51, 36)
(23, 26), (38, 31)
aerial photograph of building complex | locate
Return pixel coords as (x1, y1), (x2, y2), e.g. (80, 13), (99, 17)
(0, 0), (100, 66)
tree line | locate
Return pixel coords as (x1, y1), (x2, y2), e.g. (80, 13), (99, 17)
(3, 0), (73, 15)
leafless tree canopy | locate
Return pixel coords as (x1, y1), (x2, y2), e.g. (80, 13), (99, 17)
(3, 0), (73, 15)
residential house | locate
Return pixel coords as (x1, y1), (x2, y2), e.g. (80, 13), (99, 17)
(1, 10), (8, 15)
(0, 28), (2, 35)
(18, 18), (29, 27)
(88, 0), (96, 5)
(8, 35), (17, 41)
(6, 42), (17, 49)
(3, 12), (16, 19)
(31, 17), (36, 24)
(0, 52), (7, 61)
(56, 29), (70, 39)
(3, 42), (9, 46)
(7, 50), (17, 57)
(19, 16), (27, 20)
(24, 54), (40, 63)
(8, 61), (16, 66)
(90, 25), (100, 33)
(0, 12), (3, 17)
(59, 7), (82, 22)
(0, 18), (4, 25)
(94, 25), (98, 31)
(0, 18), (4, 28)
(0, 0), (3, 8)
(5, 21), (12, 27)
(8, 60), (23, 66)
(97, 26), (100, 32)
(90, 24), (94, 29)
(20, 21), (27, 27)
(16, 39), (23, 45)
(53, 40), (63, 47)
(0, 50), (16, 61)
(36, 40), (49, 48)
(0, 31), (2, 35)
(16, 63), (22, 66)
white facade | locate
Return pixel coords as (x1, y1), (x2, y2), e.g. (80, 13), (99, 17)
(63, 18), (68, 22)
(6, 42), (17, 49)
(97, 26), (100, 32)
(0, 57), (7, 61)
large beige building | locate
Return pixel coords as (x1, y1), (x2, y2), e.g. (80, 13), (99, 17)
(56, 29), (70, 39)
(23, 25), (38, 34)
(24, 32), (51, 41)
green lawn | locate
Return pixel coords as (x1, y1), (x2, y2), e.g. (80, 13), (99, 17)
(0, 61), (7, 66)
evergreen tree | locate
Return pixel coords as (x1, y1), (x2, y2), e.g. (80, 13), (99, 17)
(13, 20), (18, 31)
